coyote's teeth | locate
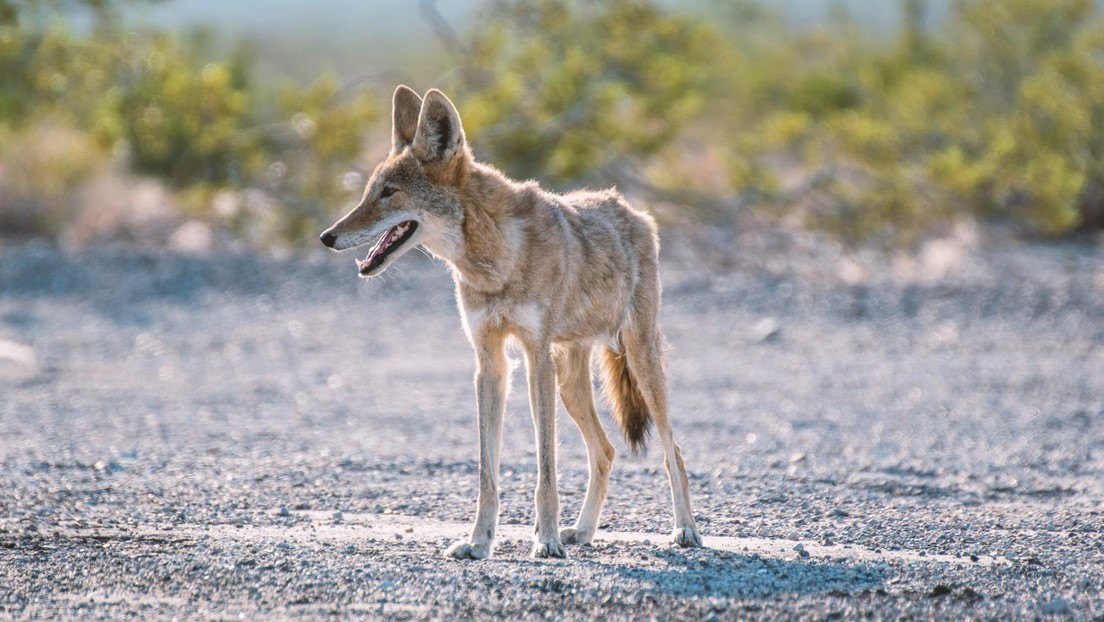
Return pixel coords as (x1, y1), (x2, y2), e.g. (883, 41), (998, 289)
(356, 220), (417, 275)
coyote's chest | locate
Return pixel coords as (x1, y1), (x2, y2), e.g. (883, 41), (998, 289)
(458, 280), (629, 348)
(460, 298), (543, 343)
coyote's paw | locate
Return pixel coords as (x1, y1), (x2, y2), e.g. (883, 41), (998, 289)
(559, 526), (594, 545)
(531, 539), (567, 559)
(672, 526), (703, 548)
(445, 540), (491, 560)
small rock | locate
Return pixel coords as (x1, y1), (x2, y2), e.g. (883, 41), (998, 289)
(332, 511), (343, 523)
(345, 545), (357, 553)
(278, 506), (290, 517)
(0, 339), (40, 382)
(929, 584), (952, 597)
(793, 543), (810, 559)
(752, 317), (781, 343)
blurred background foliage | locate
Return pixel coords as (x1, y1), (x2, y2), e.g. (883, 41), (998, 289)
(1, 0), (1103, 248)
(454, 0), (715, 185)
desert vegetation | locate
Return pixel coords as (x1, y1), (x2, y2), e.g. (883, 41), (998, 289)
(2, 0), (1102, 248)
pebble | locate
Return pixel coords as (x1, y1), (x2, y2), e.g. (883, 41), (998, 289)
(752, 317), (782, 342)
(930, 585), (952, 597)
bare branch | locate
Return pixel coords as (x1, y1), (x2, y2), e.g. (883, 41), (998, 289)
(418, 0), (462, 55)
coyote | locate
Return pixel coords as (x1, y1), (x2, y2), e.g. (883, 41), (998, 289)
(320, 86), (702, 559)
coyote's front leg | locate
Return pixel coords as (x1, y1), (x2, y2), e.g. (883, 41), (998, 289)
(446, 333), (507, 560)
(526, 343), (565, 559)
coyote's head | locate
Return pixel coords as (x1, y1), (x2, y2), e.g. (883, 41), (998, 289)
(320, 86), (469, 277)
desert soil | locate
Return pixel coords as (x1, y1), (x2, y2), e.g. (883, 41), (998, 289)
(1, 232), (1102, 620)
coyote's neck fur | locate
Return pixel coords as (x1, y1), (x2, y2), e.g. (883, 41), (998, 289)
(427, 160), (533, 295)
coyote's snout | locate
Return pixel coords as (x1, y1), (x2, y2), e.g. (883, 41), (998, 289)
(321, 85), (702, 559)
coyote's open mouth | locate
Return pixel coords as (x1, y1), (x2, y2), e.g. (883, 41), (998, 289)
(356, 221), (418, 275)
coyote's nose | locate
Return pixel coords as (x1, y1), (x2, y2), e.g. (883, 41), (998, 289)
(319, 230), (338, 248)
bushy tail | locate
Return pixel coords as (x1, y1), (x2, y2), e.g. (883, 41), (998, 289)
(599, 338), (652, 455)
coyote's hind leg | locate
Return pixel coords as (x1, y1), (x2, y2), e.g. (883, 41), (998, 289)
(553, 343), (615, 545)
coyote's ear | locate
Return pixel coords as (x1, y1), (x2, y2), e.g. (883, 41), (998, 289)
(391, 85), (423, 155)
(413, 89), (466, 164)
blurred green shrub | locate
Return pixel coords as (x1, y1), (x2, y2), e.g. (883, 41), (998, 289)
(0, 0), (378, 244)
(3, 0), (1103, 247)
(720, 0), (1104, 243)
(118, 37), (253, 187)
(454, 0), (716, 186)
(0, 4), (118, 235)
(265, 75), (379, 242)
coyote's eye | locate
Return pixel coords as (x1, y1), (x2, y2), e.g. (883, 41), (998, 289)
(380, 186), (398, 199)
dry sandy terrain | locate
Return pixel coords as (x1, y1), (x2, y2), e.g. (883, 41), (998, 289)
(1, 232), (1102, 619)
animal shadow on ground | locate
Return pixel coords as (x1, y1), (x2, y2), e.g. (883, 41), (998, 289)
(607, 547), (887, 600)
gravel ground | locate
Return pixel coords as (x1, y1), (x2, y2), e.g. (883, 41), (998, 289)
(1, 231), (1102, 620)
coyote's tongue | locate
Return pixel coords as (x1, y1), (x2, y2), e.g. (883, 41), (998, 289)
(357, 221), (417, 275)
